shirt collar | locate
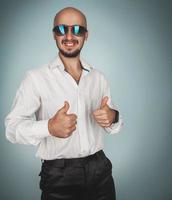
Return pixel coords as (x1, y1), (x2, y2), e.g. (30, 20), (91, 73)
(49, 55), (92, 72)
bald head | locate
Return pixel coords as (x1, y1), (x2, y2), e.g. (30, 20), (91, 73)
(54, 7), (87, 28)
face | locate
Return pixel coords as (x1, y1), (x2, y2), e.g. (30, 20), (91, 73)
(53, 9), (88, 58)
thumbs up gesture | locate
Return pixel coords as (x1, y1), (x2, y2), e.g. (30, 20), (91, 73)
(92, 96), (116, 128)
(48, 101), (77, 138)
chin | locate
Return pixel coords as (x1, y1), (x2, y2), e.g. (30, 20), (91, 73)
(59, 48), (81, 58)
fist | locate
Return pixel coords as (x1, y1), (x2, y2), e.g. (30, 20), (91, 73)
(48, 101), (77, 138)
(93, 96), (116, 128)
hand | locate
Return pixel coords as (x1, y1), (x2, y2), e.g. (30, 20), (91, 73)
(48, 101), (77, 138)
(92, 96), (116, 128)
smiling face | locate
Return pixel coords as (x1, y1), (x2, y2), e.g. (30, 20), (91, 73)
(53, 7), (88, 58)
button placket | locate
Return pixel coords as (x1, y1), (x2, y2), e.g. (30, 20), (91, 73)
(77, 85), (89, 155)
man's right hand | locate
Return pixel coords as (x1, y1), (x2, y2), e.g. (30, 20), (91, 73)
(48, 101), (77, 138)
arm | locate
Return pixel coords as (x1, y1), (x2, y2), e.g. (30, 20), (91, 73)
(93, 76), (123, 134)
(103, 78), (123, 134)
(5, 72), (50, 145)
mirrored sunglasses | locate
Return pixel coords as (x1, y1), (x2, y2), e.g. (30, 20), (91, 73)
(53, 24), (87, 36)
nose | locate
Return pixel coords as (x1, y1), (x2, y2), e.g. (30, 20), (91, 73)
(65, 27), (73, 40)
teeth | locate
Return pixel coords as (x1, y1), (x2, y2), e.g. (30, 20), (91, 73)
(65, 42), (74, 47)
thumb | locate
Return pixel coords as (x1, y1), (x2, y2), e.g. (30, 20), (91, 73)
(100, 96), (109, 109)
(59, 101), (70, 114)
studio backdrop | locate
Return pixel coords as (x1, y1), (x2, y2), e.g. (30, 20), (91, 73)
(1, 0), (172, 200)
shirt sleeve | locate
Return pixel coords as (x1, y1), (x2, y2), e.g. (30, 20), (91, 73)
(5, 72), (50, 146)
(102, 76), (124, 134)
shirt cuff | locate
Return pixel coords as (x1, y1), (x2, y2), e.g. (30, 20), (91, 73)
(104, 117), (123, 134)
(36, 119), (51, 138)
(17, 119), (51, 145)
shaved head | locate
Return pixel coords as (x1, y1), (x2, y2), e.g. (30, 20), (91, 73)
(53, 7), (88, 58)
(54, 7), (87, 28)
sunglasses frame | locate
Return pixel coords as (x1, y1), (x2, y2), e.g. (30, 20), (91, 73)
(53, 24), (88, 36)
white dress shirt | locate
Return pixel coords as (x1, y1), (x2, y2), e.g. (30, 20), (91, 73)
(5, 55), (123, 160)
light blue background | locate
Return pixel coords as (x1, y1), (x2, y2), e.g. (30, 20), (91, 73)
(1, 0), (172, 199)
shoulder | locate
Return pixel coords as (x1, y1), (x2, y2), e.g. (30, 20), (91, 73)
(26, 63), (50, 78)
(20, 62), (51, 92)
(23, 60), (53, 87)
(91, 68), (106, 78)
(89, 66), (108, 84)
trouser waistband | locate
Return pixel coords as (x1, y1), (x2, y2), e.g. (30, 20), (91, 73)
(42, 150), (105, 167)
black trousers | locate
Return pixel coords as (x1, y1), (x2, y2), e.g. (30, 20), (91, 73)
(39, 150), (116, 200)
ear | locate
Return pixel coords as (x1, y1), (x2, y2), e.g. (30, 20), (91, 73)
(53, 32), (56, 40)
(85, 31), (88, 41)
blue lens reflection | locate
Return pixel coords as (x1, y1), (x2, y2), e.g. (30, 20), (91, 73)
(59, 25), (65, 35)
(74, 25), (79, 34)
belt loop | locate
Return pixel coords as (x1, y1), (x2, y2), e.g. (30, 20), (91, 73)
(62, 159), (65, 168)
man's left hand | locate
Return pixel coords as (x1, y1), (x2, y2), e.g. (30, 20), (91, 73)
(92, 96), (116, 128)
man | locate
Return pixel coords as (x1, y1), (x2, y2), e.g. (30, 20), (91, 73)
(5, 7), (123, 200)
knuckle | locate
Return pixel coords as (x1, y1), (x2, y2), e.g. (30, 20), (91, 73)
(68, 121), (73, 127)
(65, 129), (70, 134)
(71, 126), (76, 132)
(67, 128), (71, 133)
(72, 121), (77, 126)
(106, 123), (111, 127)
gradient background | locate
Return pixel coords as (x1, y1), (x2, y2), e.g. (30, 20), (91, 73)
(1, 0), (172, 199)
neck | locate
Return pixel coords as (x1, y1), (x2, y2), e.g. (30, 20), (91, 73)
(59, 52), (81, 72)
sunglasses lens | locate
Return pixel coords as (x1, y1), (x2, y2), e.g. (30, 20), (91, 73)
(73, 25), (87, 35)
(73, 25), (80, 35)
(58, 25), (65, 35)
(53, 25), (66, 35)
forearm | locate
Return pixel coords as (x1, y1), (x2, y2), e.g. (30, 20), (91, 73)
(5, 117), (50, 145)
